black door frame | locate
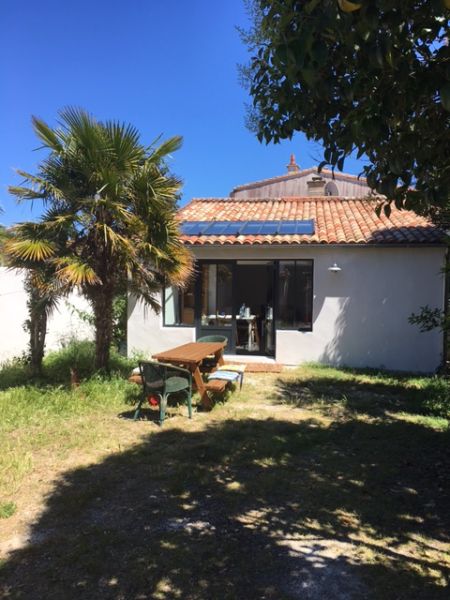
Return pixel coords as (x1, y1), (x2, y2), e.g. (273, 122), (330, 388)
(195, 259), (277, 357)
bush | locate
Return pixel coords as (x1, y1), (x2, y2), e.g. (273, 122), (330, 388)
(44, 339), (135, 383)
(0, 355), (31, 390)
(0, 339), (138, 389)
(418, 377), (450, 420)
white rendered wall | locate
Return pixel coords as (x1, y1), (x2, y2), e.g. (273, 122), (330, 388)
(127, 245), (446, 373)
(0, 268), (94, 363)
(127, 293), (195, 358)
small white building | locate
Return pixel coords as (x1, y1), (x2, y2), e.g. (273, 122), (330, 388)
(128, 160), (447, 373)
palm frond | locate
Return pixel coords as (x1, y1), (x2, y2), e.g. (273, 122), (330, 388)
(5, 238), (55, 262)
(148, 135), (183, 165)
(32, 116), (64, 152)
(54, 257), (100, 286)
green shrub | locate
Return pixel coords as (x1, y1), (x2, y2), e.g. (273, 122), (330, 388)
(0, 339), (139, 390)
(43, 339), (135, 383)
(419, 377), (450, 420)
(0, 355), (31, 390)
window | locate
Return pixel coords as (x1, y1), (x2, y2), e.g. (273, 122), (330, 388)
(278, 260), (313, 330)
(200, 263), (233, 327)
(325, 181), (339, 196)
(163, 277), (196, 326)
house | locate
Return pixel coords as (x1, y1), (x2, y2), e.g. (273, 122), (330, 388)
(128, 158), (447, 373)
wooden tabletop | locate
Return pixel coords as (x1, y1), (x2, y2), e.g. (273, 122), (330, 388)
(152, 342), (225, 365)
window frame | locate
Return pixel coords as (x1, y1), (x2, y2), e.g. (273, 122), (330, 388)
(199, 261), (234, 328)
(276, 259), (314, 332)
(162, 278), (196, 328)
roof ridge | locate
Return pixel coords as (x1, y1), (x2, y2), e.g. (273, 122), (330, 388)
(230, 167), (368, 193)
(186, 196), (378, 203)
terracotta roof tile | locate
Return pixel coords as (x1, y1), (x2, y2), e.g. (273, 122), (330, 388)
(178, 197), (443, 246)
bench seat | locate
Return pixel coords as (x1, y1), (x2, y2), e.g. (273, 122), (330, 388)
(204, 379), (228, 393)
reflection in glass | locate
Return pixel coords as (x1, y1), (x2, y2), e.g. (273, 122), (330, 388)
(278, 260), (313, 329)
(201, 263), (232, 327)
(164, 277), (195, 326)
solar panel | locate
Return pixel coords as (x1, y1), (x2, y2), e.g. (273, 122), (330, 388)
(295, 219), (315, 235)
(222, 222), (244, 235)
(181, 219), (315, 236)
(240, 221), (263, 235)
(203, 221), (230, 235)
(180, 221), (204, 235)
(278, 221), (298, 235)
(259, 221), (281, 235)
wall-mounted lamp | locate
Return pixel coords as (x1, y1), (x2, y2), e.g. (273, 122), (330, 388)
(328, 263), (342, 273)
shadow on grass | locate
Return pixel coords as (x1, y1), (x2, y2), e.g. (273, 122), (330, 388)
(1, 411), (449, 599)
(274, 373), (428, 418)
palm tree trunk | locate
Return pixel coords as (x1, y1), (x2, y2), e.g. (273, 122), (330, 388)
(25, 276), (48, 376)
(92, 290), (114, 371)
(29, 307), (47, 376)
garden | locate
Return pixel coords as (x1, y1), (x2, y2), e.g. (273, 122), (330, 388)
(0, 342), (449, 599)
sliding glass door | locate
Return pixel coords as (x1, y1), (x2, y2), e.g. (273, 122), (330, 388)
(195, 260), (276, 356)
(196, 262), (235, 350)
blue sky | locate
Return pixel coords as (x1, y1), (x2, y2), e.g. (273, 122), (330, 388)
(0, 0), (364, 226)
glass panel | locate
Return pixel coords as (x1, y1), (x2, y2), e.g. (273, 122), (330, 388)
(259, 221), (280, 235)
(240, 221), (263, 235)
(201, 263), (233, 327)
(164, 277), (195, 326)
(279, 221), (297, 235)
(206, 221), (229, 235)
(296, 220), (315, 235)
(180, 222), (203, 235)
(295, 260), (313, 328)
(278, 260), (313, 329)
(223, 222), (243, 235)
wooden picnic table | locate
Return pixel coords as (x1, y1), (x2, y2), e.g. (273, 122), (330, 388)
(152, 341), (226, 409)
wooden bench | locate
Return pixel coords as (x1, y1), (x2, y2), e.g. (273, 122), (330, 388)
(204, 379), (228, 393)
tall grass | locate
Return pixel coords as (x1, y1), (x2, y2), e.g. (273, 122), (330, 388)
(0, 339), (138, 390)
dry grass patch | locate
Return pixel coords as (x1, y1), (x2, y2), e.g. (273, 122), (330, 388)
(0, 364), (449, 599)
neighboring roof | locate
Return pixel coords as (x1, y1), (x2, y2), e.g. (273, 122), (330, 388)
(231, 167), (368, 195)
(178, 197), (443, 246)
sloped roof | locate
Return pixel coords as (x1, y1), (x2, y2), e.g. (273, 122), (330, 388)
(178, 197), (443, 246)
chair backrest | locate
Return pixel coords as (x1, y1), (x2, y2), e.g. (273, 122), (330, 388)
(196, 335), (228, 346)
(139, 361), (166, 392)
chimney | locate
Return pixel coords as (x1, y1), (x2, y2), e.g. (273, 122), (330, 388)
(286, 154), (300, 173)
(307, 175), (326, 196)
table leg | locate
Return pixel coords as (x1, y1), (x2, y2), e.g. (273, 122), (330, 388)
(214, 348), (225, 367)
(192, 366), (212, 410)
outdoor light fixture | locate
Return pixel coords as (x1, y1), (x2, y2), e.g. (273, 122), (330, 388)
(328, 263), (342, 273)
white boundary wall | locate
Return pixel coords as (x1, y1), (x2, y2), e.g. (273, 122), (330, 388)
(128, 245), (447, 373)
(0, 268), (94, 363)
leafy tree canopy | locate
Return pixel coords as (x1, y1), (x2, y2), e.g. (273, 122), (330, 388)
(242, 0), (450, 216)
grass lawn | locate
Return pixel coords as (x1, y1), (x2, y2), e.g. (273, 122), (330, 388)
(0, 364), (449, 599)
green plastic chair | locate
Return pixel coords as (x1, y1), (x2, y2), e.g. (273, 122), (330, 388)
(135, 361), (192, 425)
(196, 335), (228, 371)
(197, 335), (228, 345)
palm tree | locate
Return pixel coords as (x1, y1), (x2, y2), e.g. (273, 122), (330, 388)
(5, 222), (67, 375)
(6, 108), (192, 371)
(0, 208), (11, 265)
